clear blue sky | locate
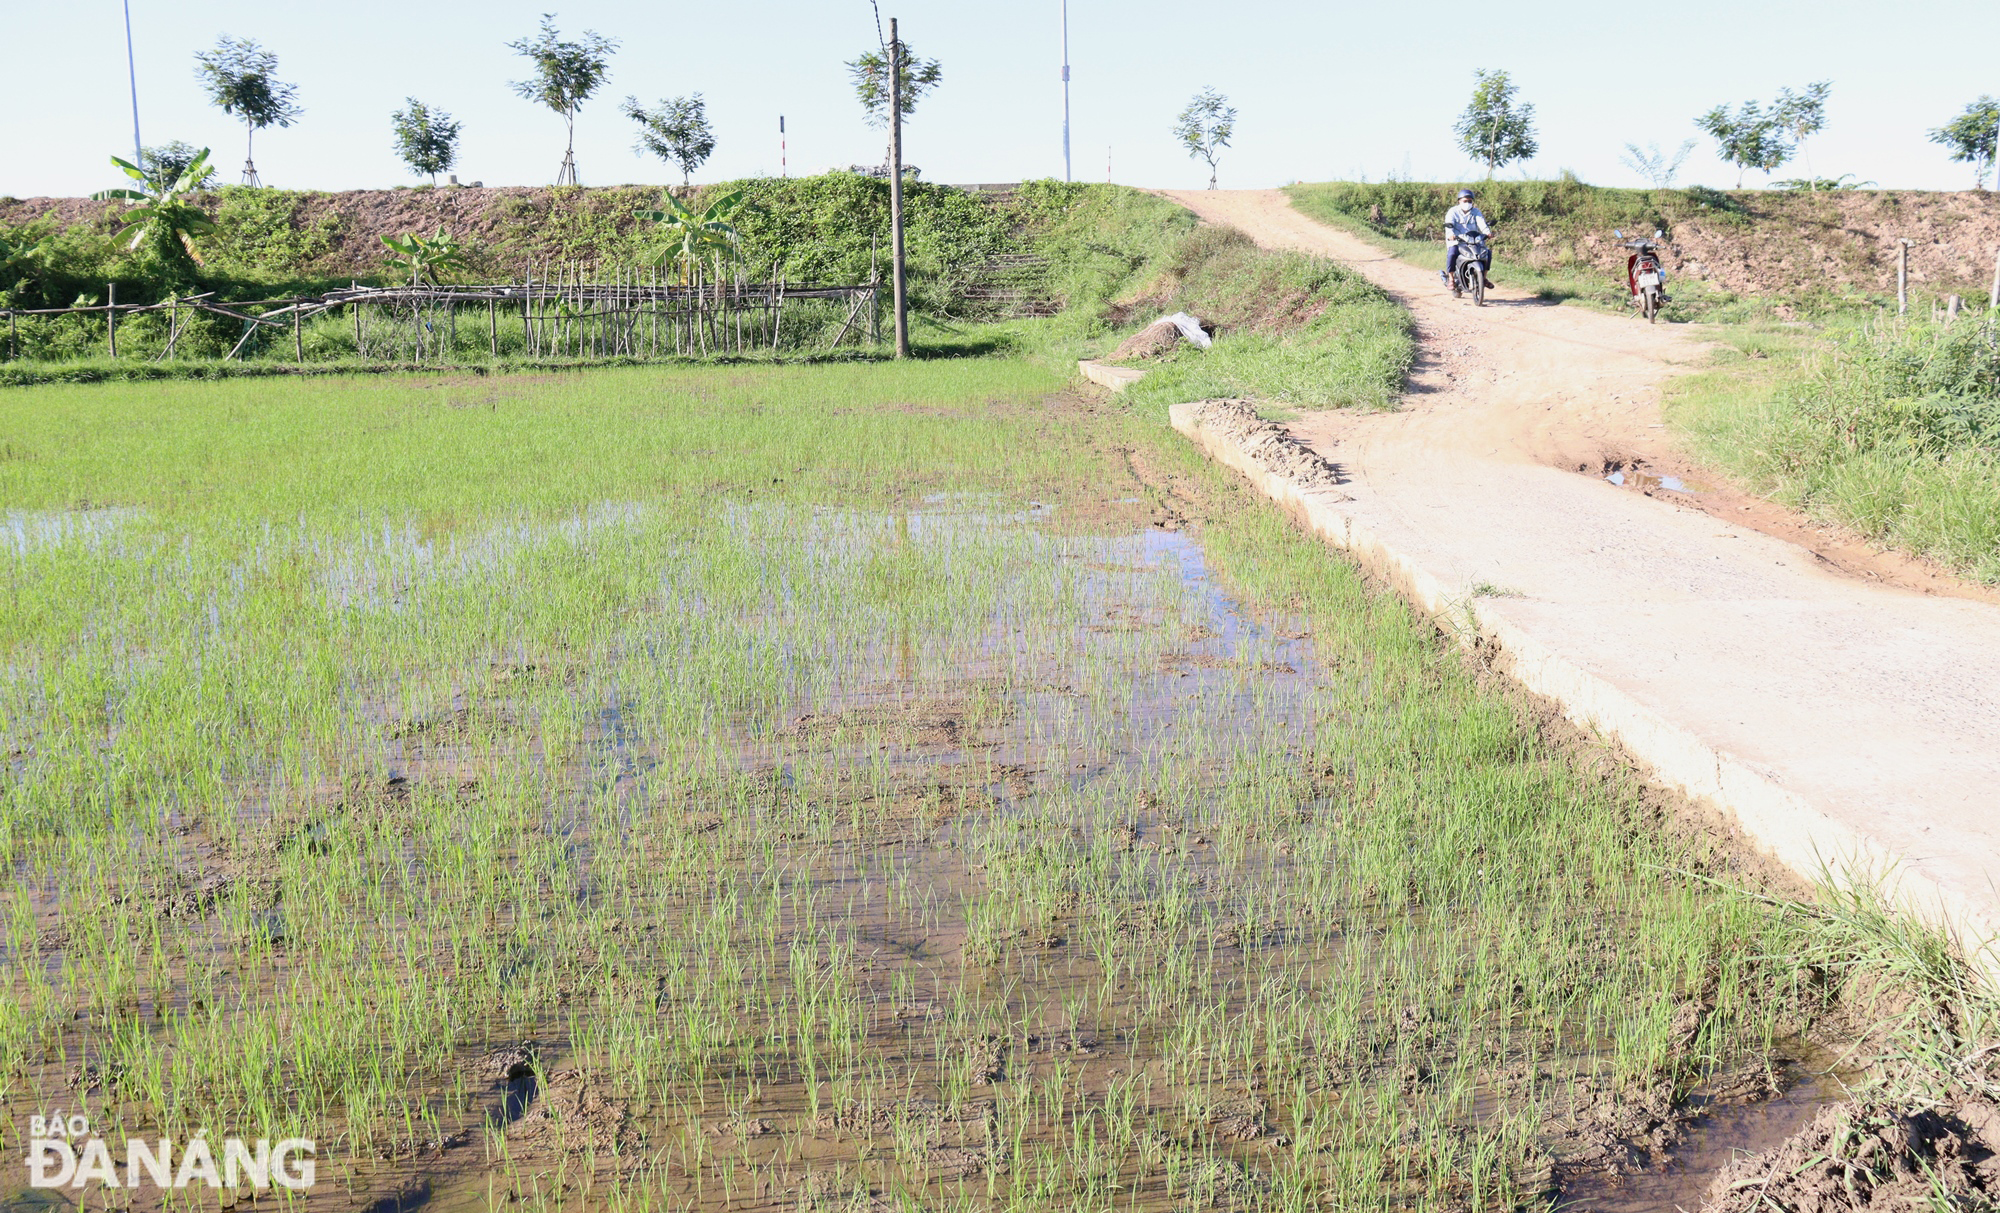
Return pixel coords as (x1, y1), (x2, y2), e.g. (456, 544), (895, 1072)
(5, 0), (1998, 198)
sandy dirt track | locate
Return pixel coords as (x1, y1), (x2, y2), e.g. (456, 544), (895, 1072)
(1159, 189), (2000, 961)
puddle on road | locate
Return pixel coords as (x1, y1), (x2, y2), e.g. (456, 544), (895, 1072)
(1605, 468), (1702, 494)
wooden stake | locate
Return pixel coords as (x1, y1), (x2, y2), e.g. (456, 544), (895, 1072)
(771, 267), (785, 354)
(1897, 240), (1911, 316)
(107, 282), (117, 358)
(489, 295), (498, 358)
(293, 302), (303, 363)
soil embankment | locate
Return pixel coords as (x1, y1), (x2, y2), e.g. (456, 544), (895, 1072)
(1157, 187), (2000, 978)
(1293, 181), (2000, 301)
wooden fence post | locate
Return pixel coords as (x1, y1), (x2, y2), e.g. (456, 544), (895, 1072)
(489, 295), (497, 358)
(293, 304), (303, 363)
(1897, 240), (1911, 316)
(107, 282), (117, 359)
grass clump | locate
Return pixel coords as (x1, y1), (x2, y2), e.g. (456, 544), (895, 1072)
(1672, 317), (2000, 580)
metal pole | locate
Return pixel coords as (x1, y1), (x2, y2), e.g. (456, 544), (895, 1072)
(780, 115), (787, 179)
(889, 18), (909, 359)
(1061, 0), (1071, 183)
(122, 0), (142, 169)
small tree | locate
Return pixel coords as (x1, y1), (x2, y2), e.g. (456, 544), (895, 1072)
(1619, 140), (1695, 189)
(508, 14), (619, 186)
(193, 36), (302, 187)
(622, 94), (715, 186)
(1453, 70), (1539, 176)
(1930, 97), (2000, 190)
(391, 99), (462, 186)
(848, 42), (943, 129)
(1696, 101), (1791, 188)
(140, 142), (217, 192)
(1174, 88), (1236, 190)
(1772, 81), (1832, 188)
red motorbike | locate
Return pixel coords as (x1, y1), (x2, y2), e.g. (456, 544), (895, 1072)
(1616, 229), (1670, 323)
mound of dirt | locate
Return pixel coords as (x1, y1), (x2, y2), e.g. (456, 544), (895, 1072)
(1702, 1097), (2000, 1210)
(1110, 319), (1185, 361)
(1188, 398), (1349, 493)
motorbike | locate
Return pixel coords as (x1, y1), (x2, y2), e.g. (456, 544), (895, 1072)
(1616, 229), (1669, 323)
(1450, 231), (1491, 305)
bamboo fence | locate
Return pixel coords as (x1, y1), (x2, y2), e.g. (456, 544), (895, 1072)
(0, 262), (883, 364)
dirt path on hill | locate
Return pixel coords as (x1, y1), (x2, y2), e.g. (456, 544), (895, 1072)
(1156, 188), (1996, 604)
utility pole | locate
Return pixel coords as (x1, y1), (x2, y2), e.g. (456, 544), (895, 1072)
(889, 18), (909, 358)
(122, 0), (142, 169)
(779, 115), (787, 179)
(1061, 0), (1072, 182)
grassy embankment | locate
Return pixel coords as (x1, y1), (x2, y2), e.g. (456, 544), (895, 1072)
(1672, 316), (2000, 580)
(0, 179), (1413, 424)
(2, 353), (1962, 1208)
(1285, 178), (2000, 583)
(0, 178), (1408, 414)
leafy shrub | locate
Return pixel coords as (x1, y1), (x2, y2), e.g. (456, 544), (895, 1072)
(1793, 320), (2000, 457)
(1678, 318), (2000, 579)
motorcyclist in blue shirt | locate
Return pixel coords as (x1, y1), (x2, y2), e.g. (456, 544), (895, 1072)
(1441, 188), (1492, 291)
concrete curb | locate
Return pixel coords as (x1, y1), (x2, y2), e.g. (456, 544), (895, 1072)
(1078, 360), (1145, 393)
(1169, 400), (2000, 984)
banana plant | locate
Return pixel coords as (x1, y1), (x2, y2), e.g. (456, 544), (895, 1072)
(636, 188), (750, 283)
(381, 228), (468, 285)
(90, 148), (217, 267)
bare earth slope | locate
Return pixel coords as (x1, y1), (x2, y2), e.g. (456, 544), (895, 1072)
(1160, 189), (2000, 962)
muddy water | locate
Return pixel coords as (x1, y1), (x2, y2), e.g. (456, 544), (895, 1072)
(2, 493), (1835, 1210)
(1558, 1052), (1850, 1212)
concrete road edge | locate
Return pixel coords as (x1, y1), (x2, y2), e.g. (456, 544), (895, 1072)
(1168, 400), (2000, 986)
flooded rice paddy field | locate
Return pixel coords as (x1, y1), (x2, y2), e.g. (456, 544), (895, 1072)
(0, 365), (1856, 1210)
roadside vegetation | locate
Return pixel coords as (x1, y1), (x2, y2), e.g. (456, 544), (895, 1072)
(1673, 316), (2000, 581)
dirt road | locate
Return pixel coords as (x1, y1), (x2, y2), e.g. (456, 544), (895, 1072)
(1160, 189), (2000, 965)
(1160, 189), (1989, 598)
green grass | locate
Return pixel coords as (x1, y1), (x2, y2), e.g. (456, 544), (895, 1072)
(0, 357), (1895, 1207)
(1670, 316), (2000, 581)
